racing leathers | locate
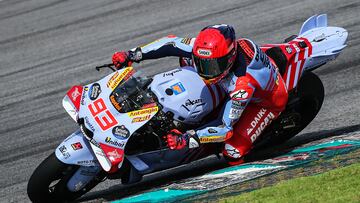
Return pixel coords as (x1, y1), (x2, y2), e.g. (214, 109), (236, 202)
(115, 35), (288, 164)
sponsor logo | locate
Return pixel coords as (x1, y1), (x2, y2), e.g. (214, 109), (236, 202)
(255, 45), (273, 69)
(127, 107), (158, 117)
(107, 68), (133, 90)
(77, 160), (98, 165)
(112, 125), (130, 140)
(59, 145), (70, 159)
(188, 137), (199, 149)
(229, 108), (242, 119)
(84, 116), (96, 132)
(197, 49), (212, 56)
(105, 137), (125, 148)
(109, 95), (122, 111)
(71, 87), (81, 101)
(184, 98), (202, 106)
(208, 128), (218, 134)
(107, 149), (122, 161)
(293, 44), (300, 52)
(132, 115), (151, 123)
(285, 46), (292, 54)
(170, 82), (186, 95)
(181, 37), (192, 45)
(230, 89), (248, 100)
(163, 69), (182, 77)
(247, 108), (267, 135)
(71, 142), (83, 150)
(200, 136), (225, 143)
(89, 83), (101, 100)
(80, 86), (88, 105)
(250, 111), (275, 143)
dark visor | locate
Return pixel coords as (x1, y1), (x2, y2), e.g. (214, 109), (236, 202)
(193, 50), (235, 79)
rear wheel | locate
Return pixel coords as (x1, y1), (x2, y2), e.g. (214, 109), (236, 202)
(254, 71), (324, 148)
(27, 153), (103, 203)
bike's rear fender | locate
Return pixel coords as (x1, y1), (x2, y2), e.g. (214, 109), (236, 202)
(55, 129), (99, 167)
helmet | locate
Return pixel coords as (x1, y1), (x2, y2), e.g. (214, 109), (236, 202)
(192, 24), (237, 83)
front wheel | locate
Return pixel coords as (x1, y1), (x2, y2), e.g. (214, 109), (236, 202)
(27, 153), (103, 203)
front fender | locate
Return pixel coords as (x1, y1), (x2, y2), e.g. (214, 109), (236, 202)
(55, 129), (99, 167)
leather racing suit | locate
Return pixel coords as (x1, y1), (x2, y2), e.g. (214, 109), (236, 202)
(126, 35), (288, 163)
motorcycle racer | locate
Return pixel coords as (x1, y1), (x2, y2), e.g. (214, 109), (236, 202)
(112, 24), (288, 165)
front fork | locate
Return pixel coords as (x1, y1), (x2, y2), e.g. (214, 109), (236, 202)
(55, 129), (102, 192)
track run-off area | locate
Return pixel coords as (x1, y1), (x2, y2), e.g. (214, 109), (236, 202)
(0, 0), (359, 202)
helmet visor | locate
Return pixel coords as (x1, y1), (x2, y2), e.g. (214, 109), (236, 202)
(193, 49), (235, 79)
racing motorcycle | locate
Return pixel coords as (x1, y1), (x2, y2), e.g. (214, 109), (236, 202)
(27, 14), (347, 202)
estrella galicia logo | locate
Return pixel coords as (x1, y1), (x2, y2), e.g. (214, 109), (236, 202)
(112, 125), (130, 140)
(88, 83), (101, 100)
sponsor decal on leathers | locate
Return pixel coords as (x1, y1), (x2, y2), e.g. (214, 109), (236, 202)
(250, 111), (275, 143)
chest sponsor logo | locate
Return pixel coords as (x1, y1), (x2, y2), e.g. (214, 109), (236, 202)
(88, 98), (118, 131)
(89, 83), (101, 100)
(112, 125), (130, 140)
(170, 82), (186, 95)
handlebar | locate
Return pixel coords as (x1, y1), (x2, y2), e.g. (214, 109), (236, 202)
(95, 63), (117, 72)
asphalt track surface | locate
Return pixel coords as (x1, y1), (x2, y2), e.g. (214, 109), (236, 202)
(0, 0), (359, 202)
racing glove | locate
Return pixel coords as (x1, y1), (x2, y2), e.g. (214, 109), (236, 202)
(112, 51), (133, 69)
(165, 129), (200, 150)
(112, 48), (143, 69)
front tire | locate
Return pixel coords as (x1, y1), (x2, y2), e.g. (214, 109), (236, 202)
(27, 153), (102, 203)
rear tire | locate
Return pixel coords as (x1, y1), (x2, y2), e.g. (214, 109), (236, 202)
(254, 71), (324, 148)
(27, 153), (103, 203)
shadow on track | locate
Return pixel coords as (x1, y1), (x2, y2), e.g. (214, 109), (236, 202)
(79, 124), (360, 202)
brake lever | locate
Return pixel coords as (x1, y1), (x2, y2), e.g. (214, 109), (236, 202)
(95, 63), (117, 72)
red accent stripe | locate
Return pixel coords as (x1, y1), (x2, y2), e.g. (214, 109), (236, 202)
(206, 84), (217, 110)
(239, 40), (255, 58)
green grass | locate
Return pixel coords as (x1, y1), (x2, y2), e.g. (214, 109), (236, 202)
(220, 163), (360, 203)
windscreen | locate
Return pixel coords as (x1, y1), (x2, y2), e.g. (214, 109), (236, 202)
(109, 72), (156, 113)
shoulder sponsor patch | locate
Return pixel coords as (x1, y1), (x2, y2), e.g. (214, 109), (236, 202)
(230, 89), (249, 100)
